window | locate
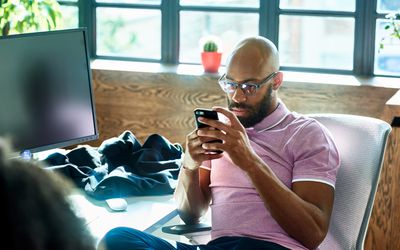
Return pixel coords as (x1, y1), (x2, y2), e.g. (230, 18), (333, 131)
(179, 1), (259, 66)
(56, 0), (399, 77)
(96, 8), (161, 59)
(279, 0), (355, 11)
(58, 0), (79, 29)
(279, 16), (354, 70)
(375, 0), (400, 76)
(278, 1), (355, 72)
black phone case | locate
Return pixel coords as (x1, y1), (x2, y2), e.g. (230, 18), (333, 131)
(194, 108), (219, 128)
(194, 108), (223, 154)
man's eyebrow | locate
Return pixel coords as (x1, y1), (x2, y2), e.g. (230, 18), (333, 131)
(225, 75), (259, 83)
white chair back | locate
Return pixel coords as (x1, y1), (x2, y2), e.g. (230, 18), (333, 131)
(310, 114), (391, 250)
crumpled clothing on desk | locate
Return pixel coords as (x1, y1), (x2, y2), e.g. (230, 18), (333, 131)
(44, 130), (183, 200)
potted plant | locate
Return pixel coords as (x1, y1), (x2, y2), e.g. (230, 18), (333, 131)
(0, 0), (62, 36)
(201, 37), (222, 73)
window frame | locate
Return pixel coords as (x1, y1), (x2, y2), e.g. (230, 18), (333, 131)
(56, 0), (398, 77)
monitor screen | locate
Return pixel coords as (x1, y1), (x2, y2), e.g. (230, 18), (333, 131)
(0, 28), (98, 154)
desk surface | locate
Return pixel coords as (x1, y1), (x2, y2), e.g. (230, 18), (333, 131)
(69, 191), (178, 244)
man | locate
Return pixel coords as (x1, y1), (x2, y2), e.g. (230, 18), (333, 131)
(99, 36), (340, 250)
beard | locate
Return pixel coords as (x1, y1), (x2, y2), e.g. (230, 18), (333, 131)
(227, 85), (273, 128)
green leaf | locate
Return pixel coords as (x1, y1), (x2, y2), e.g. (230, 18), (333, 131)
(384, 24), (390, 30)
(0, 0), (62, 33)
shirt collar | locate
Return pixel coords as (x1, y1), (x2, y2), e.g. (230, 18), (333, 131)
(246, 100), (290, 133)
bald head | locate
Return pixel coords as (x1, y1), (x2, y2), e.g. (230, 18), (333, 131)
(226, 36), (279, 81)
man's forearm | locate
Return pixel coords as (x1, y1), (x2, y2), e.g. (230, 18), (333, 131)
(245, 158), (332, 249)
(174, 167), (210, 224)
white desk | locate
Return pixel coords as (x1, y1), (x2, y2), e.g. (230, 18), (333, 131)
(68, 191), (178, 245)
(37, 148), (182, 246)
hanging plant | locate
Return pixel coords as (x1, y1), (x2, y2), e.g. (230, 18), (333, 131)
(379, 12), (400, 51)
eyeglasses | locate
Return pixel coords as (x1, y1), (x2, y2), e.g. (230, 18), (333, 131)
(218, 71), (278, 96)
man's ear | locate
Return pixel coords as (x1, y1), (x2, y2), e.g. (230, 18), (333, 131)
(272, 71), (283, 90)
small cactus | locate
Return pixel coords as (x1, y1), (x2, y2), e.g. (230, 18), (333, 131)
(203, 40), (218, 52)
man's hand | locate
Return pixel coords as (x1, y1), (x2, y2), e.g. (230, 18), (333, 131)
(196, 106), (260, 172)
(184, 127), (224, 170)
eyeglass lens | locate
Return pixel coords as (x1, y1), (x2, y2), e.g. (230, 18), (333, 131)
(223, 82), (257, 95)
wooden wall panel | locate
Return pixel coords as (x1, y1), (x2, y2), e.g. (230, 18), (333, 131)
(280, 82), (394, 118)
(90, 69), (400, 249)
(92, 70), (226, 146)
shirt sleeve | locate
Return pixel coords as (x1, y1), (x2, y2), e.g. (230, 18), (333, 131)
(291, 119), (340, 188)
(200, 160), (211, 170)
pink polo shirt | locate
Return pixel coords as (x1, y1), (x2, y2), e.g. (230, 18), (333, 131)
(202, 102), (340, 249)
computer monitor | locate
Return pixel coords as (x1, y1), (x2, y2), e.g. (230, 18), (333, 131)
(0, 28), (99, 155)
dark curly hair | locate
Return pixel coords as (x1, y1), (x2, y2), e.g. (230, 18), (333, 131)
(0, 139), (95, 250)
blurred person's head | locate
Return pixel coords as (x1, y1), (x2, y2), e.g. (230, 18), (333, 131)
(0, 139), (95, 250)
(219, 36), (283, 128)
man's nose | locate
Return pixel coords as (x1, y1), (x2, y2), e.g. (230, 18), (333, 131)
(231, 87), (247, 103)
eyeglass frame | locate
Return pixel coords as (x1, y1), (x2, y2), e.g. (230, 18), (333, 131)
(218, 71), (278, 96)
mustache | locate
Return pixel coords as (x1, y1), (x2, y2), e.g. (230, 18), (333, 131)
(228, 102), (253, 110)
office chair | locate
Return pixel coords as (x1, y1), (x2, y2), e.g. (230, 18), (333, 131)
(163, 114), (391, 250)
(310, 114), (391, 249)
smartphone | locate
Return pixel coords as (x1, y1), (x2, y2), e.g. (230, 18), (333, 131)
(194, 108), (219, 129)
(161, 223), (211, 235)
(194, 108), (223, 154)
